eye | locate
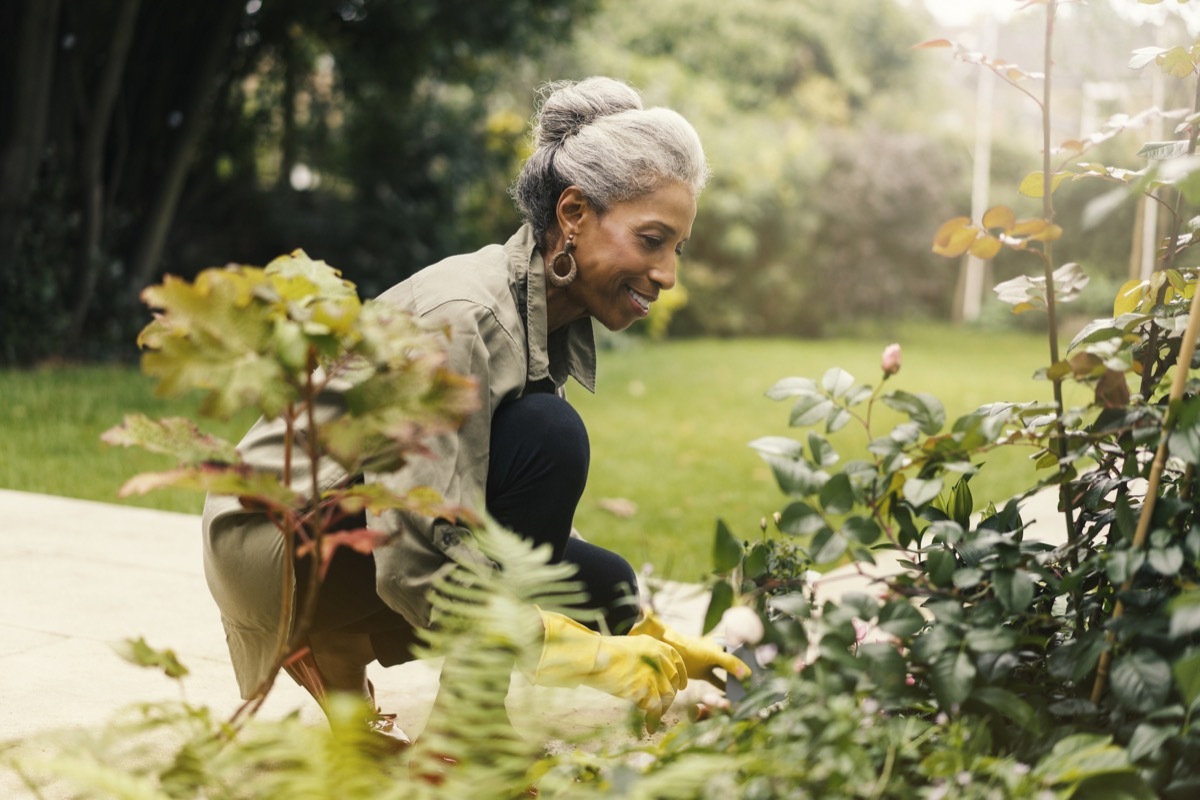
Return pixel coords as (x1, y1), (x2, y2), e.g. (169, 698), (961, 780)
(675, 244), (685, 257)
(640, 234), (664, 250)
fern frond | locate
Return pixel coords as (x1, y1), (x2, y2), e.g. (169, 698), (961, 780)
(410, 517), (595, 797)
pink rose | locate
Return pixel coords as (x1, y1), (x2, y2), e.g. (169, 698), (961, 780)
(881, 343), (902, 376)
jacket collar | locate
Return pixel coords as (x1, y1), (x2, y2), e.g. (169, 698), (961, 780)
(506, 225), (597, 393)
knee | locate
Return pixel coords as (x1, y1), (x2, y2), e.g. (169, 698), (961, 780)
(499, 393), (589, 476)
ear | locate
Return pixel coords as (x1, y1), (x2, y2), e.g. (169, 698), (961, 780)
(553, 186), (590, 240)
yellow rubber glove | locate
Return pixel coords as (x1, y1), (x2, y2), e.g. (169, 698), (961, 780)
(629, 609), (752, 689)
(530, 608), (687, 730)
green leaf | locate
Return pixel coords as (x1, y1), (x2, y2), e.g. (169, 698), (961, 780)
(946, 477), (974, 529)
(819, 472), (855, 515)
(971, 687), (1038, 731)
(768, 593), (810, 620)
(1111, 650), (1171, 713)
(1169, 592), (1200, 639)
(117, 463), (301, 505)
(903, 476), (943, 507)
(139, 268), (305, 419)
(1127, 722), (1176, 763)
(925, 548), (957, 587)
(825, 406), (852, 434)
(1138, 140), (1191, 160)
(913, 623), (960, 664)
(843, 383), (874, 407)
(762, 455), (828, 496)
(930, 649), (975, 709)
(790, 395), (834, 427)
(1105, 549), (1146, 583)
(744, 542), (770, 579)
(965, 626), (1019, 653)
(877, 600), (926, 638)
(703, 580), (734, 635)
(747, 436), (805, 459)
(952, 567), (983, 589)
(859, 642), (908, 693)
(807, 432), (839, 467)
(882, 390), (946, 435)
(712, 519), (743, 574)
(1115, 492), (1137, 542)
(1049, 631), (1108, 683)
(842, 515), (881, 545)
(1033, 734), (1133, 786)
(112, 637), (190, 680)
(821, 367), (855, 399)
(1172, 647), (1200, 707)
(1069, 773), (1156, 800)
(993, 569), (1036, 612)
(101, 414), (240, 466)
(809, 527), (847, 563)
(779, 501), (827, 536)
(1147, 546), (1184, 576)
(765, 376), (819, 400)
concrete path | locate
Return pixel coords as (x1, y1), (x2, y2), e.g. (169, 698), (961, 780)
(0, 490), (714, 787)
(0, 486), (1066, 796)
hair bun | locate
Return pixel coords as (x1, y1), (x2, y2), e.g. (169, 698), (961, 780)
(532, 77), (644, 148)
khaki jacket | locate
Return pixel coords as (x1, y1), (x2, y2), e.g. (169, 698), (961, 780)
(202, 225), (597, 697)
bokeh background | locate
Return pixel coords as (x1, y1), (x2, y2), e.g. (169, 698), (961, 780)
(6, 0), (1197, 363)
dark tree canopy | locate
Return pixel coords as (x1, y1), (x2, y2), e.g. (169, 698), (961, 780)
(0, 0), (593, 365)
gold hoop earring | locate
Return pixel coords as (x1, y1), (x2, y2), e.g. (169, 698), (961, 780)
(546, 234), (577, 288)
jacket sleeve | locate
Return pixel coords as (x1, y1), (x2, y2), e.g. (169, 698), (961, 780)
(370, 299), (525, 628)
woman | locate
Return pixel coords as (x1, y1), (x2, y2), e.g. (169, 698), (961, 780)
(202, 77), (747, 743)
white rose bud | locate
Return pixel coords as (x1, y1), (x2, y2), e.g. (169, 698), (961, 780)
(721, 605), (765, 649)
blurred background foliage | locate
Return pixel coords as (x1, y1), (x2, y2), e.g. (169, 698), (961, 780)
(0, 0), (1188, 365)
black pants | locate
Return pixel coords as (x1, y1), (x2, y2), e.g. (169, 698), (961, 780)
(300, 392), (640, 666)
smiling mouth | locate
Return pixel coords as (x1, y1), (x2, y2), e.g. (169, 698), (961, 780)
(626, 286), (654, 314)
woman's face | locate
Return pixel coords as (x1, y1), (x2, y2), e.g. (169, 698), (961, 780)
(568, 181), (697, 332)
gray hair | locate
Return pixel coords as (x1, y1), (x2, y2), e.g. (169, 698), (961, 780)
(510, 77), (709, 248)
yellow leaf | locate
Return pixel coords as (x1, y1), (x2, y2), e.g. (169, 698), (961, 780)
(1010, 219), (1049, 237)
(1161, 46), (1197, 78)
(1018, 171), (1069, 198)
(1113, 279), (1145, 316)
(969, 235), (1003, 260)
(1046, 360), (1073, 381)
(932, 217), (978, 258)
(914, 38), (953, 49)
(1058, 139), (1086, 154)
(1012, 302), (1039, 315)
(1028, 223), (1064, 242)
(982, 205), (1016, 231)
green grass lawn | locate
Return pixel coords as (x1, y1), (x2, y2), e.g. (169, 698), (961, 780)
(0, 324), (1083, 580)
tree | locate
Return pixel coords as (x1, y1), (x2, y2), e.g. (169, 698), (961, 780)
(0, 0), (594, 365)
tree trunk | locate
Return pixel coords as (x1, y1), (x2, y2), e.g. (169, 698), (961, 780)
(127, 0), (243, 297)
(65, 0), (142, 352)
(0, 0), (64, 260)
(277, 26), (299, 193)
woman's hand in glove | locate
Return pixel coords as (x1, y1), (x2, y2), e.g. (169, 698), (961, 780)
(629, 609), (751, 689)
(528, 608), (687, 730)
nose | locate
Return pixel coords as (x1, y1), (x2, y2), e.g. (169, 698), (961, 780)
(650, 253), (677, 292)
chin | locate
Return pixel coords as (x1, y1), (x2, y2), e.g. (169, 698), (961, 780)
(603, 317), (637, 333)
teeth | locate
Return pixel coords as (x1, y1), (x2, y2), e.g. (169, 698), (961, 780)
(627, 287), (651, 312)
